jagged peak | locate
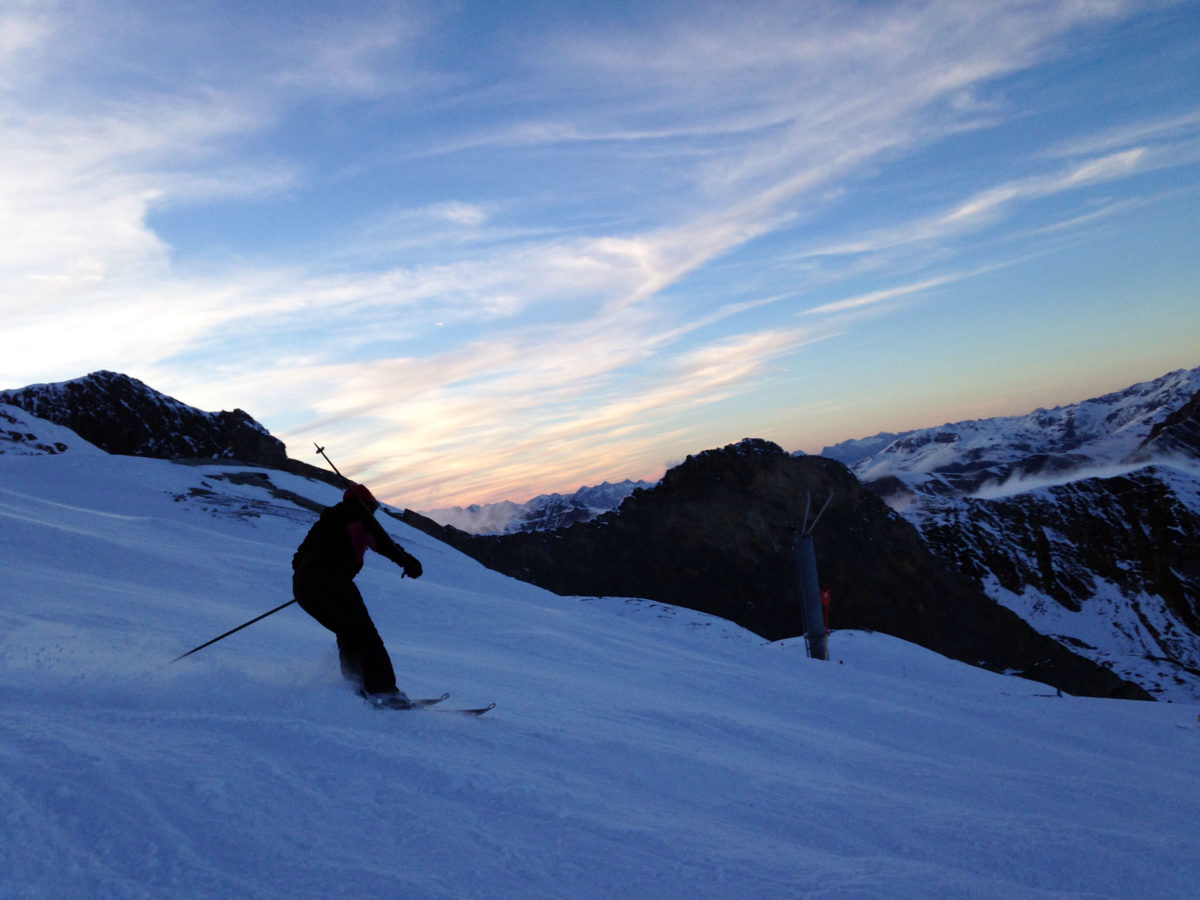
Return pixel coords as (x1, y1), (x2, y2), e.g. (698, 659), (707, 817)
(698, 437), (785, 459)
(0, 371), (284, 465)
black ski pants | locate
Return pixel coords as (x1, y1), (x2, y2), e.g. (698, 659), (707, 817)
(292, 566), (397, 694)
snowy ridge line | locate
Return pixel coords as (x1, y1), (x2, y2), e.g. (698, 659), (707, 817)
(0, 371), (286, 465)
(840, 364), (1200, 482)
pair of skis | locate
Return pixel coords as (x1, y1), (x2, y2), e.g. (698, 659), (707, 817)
(359, 690), (494, 716)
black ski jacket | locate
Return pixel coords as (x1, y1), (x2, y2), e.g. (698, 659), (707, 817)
(292, 499), (419, 580)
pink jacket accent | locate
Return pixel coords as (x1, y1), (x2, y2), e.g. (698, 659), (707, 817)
(348, 520), (378, 564)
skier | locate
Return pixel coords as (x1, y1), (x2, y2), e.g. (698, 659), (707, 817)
(292, 482), (423, 707)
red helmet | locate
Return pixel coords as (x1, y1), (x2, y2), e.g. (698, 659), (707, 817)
(343, 483), (380, 511)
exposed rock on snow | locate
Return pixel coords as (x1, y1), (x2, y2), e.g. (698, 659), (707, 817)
(845, 366), (1200, 700)
(0, 370), (287, 466)
(0, 370), (343, 488)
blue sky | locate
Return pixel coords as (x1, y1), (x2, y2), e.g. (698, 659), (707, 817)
(3, 0), (1198, 508)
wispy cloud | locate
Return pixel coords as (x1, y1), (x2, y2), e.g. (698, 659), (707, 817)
(1043, 107), (1200, 159)
(268, 8), (454, 99)
(257, 315), (835, 509)
(805, 274), (968, 317)
(1, 0), (1193, 507)
(969, 456), (1200, 500)
(796, 145), (1163, 267)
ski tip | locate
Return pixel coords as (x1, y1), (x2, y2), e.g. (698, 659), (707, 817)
(442, 702), (495, 716)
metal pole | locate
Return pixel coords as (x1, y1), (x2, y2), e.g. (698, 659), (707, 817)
(793, 491), (833, 660)
(169, 599), (296, 664)
(806, 493), (833, 535)
(793, 532), (828, 660)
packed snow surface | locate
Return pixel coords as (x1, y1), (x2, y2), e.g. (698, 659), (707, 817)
(2, 416), (1198, 898)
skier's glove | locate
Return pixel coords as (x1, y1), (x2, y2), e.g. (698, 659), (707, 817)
(401, 554), (423, 579)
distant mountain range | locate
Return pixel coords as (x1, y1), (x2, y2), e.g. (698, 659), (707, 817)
(423, 480), (656, 534)
(823, 367), (1200, 494)
(404, 437), (1147, 700)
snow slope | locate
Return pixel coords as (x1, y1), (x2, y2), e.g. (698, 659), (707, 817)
(2, 409), (1199, 898)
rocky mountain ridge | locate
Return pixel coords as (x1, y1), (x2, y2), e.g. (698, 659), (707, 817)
(0, 371), (340, 487)
(841, 366), (1200, 699)
(0, 371), (286, 465)
(832, 367), (1200, 501)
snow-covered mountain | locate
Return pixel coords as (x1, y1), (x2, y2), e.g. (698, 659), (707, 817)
(831, 366), (1200, 496)
(818, 430), (901, 466)
(837, 366), (1200, 700)
(0, 370), (288, 466)
(3, 402), (1198, 898)
(423, 479), (656, 534)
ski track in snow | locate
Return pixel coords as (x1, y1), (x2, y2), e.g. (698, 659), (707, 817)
(2, 425), (1199, 898)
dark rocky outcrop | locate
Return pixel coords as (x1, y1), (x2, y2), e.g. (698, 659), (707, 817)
(403, 438), (1148, 700)
(916, 467), (1200, 693)
(1132, 386), (1200, 461)
(843, 372), (1200, 700)
(0, 406), (69, 455)
(0, 371), (342, 487)
(920, 469), (1200, 631)
(0, 371), (287, 465)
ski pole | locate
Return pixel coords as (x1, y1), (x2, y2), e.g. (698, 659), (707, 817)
(314, 443), (381, 517)
(169, 599), (296, 664)
(314, 443), (351, 486)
